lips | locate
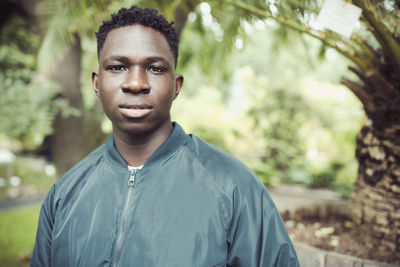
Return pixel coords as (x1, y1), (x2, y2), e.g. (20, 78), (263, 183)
(118, 102), (153, 119)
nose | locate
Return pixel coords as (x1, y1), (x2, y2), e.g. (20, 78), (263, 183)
(121, 67), (150, 94)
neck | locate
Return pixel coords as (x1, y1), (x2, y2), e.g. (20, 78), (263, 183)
(113, 121), (173, 167)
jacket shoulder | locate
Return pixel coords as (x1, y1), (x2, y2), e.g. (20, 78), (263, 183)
(184, 135), (265, 191)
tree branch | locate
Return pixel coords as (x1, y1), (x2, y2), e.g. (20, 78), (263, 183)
(223, 0), (371, 71)
(350, 35), (380, 65)
(352, 0), (400, 69)
(341, 77), (373, 111)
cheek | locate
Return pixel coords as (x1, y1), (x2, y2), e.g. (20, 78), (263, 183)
(152, 79), (175, 100)
(98, 89), (117, 113)
(162, 87), (176, 105)
(99, 72), (124, 88)
(98, 77), (120, 101)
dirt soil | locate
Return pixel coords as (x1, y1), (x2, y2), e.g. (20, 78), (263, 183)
(284, 217), (400, 265)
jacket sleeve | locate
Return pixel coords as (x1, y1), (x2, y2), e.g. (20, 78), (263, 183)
(30, 185), (56, 267)
(226, 186), (299, 267)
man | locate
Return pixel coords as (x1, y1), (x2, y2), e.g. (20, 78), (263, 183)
(31, 6), (299, 267)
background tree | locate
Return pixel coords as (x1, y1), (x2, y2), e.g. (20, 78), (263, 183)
(222, 0), (400, 255)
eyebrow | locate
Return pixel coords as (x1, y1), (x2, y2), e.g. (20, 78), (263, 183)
(106, 55), (170, 66)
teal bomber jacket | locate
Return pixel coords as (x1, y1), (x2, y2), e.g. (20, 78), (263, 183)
(31, 123), (299, 267)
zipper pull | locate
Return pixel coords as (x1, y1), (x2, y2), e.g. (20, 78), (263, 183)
(128, 169), (137, 187)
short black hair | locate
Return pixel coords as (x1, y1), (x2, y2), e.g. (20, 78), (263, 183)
(96, 6), (179, 66)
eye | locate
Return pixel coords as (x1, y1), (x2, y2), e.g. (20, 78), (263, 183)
(147, 65), (166, 73)
(106, 65), (127, 72)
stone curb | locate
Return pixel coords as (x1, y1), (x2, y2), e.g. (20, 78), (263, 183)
(268, 185), (399, 267)
(294, 241), (400, 267)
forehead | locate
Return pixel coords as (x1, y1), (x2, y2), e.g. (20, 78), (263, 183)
(100, 25), (174, 64)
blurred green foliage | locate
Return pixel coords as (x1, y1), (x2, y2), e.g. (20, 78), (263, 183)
(174, 20), (363, 196)
(0, 15), (60, 149)
(248, 86), (309, 173)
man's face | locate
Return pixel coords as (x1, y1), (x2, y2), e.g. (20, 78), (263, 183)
(92, 25), (183, 137)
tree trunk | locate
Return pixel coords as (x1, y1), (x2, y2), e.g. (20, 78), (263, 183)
(174, 6), (189, 39)
(351, 123), (400, 255)
(49, 36), (106, 175)
(345, 60), (400, 256)
(49, 36), (84, 175)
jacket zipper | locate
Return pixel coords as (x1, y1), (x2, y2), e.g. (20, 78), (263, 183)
(112, 169), (137, 266)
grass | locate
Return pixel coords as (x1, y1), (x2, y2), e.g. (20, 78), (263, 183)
(0, 204), (41, 267)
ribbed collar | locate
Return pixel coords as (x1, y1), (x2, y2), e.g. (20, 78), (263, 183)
(104, 122), (190, 170)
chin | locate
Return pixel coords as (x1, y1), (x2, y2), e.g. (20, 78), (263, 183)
(117, 120), (169, 137)
(121, 123), (153, 136)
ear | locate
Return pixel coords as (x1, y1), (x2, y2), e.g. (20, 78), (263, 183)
(92, 71), (100, 97)
(173, 74), (184, 100)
